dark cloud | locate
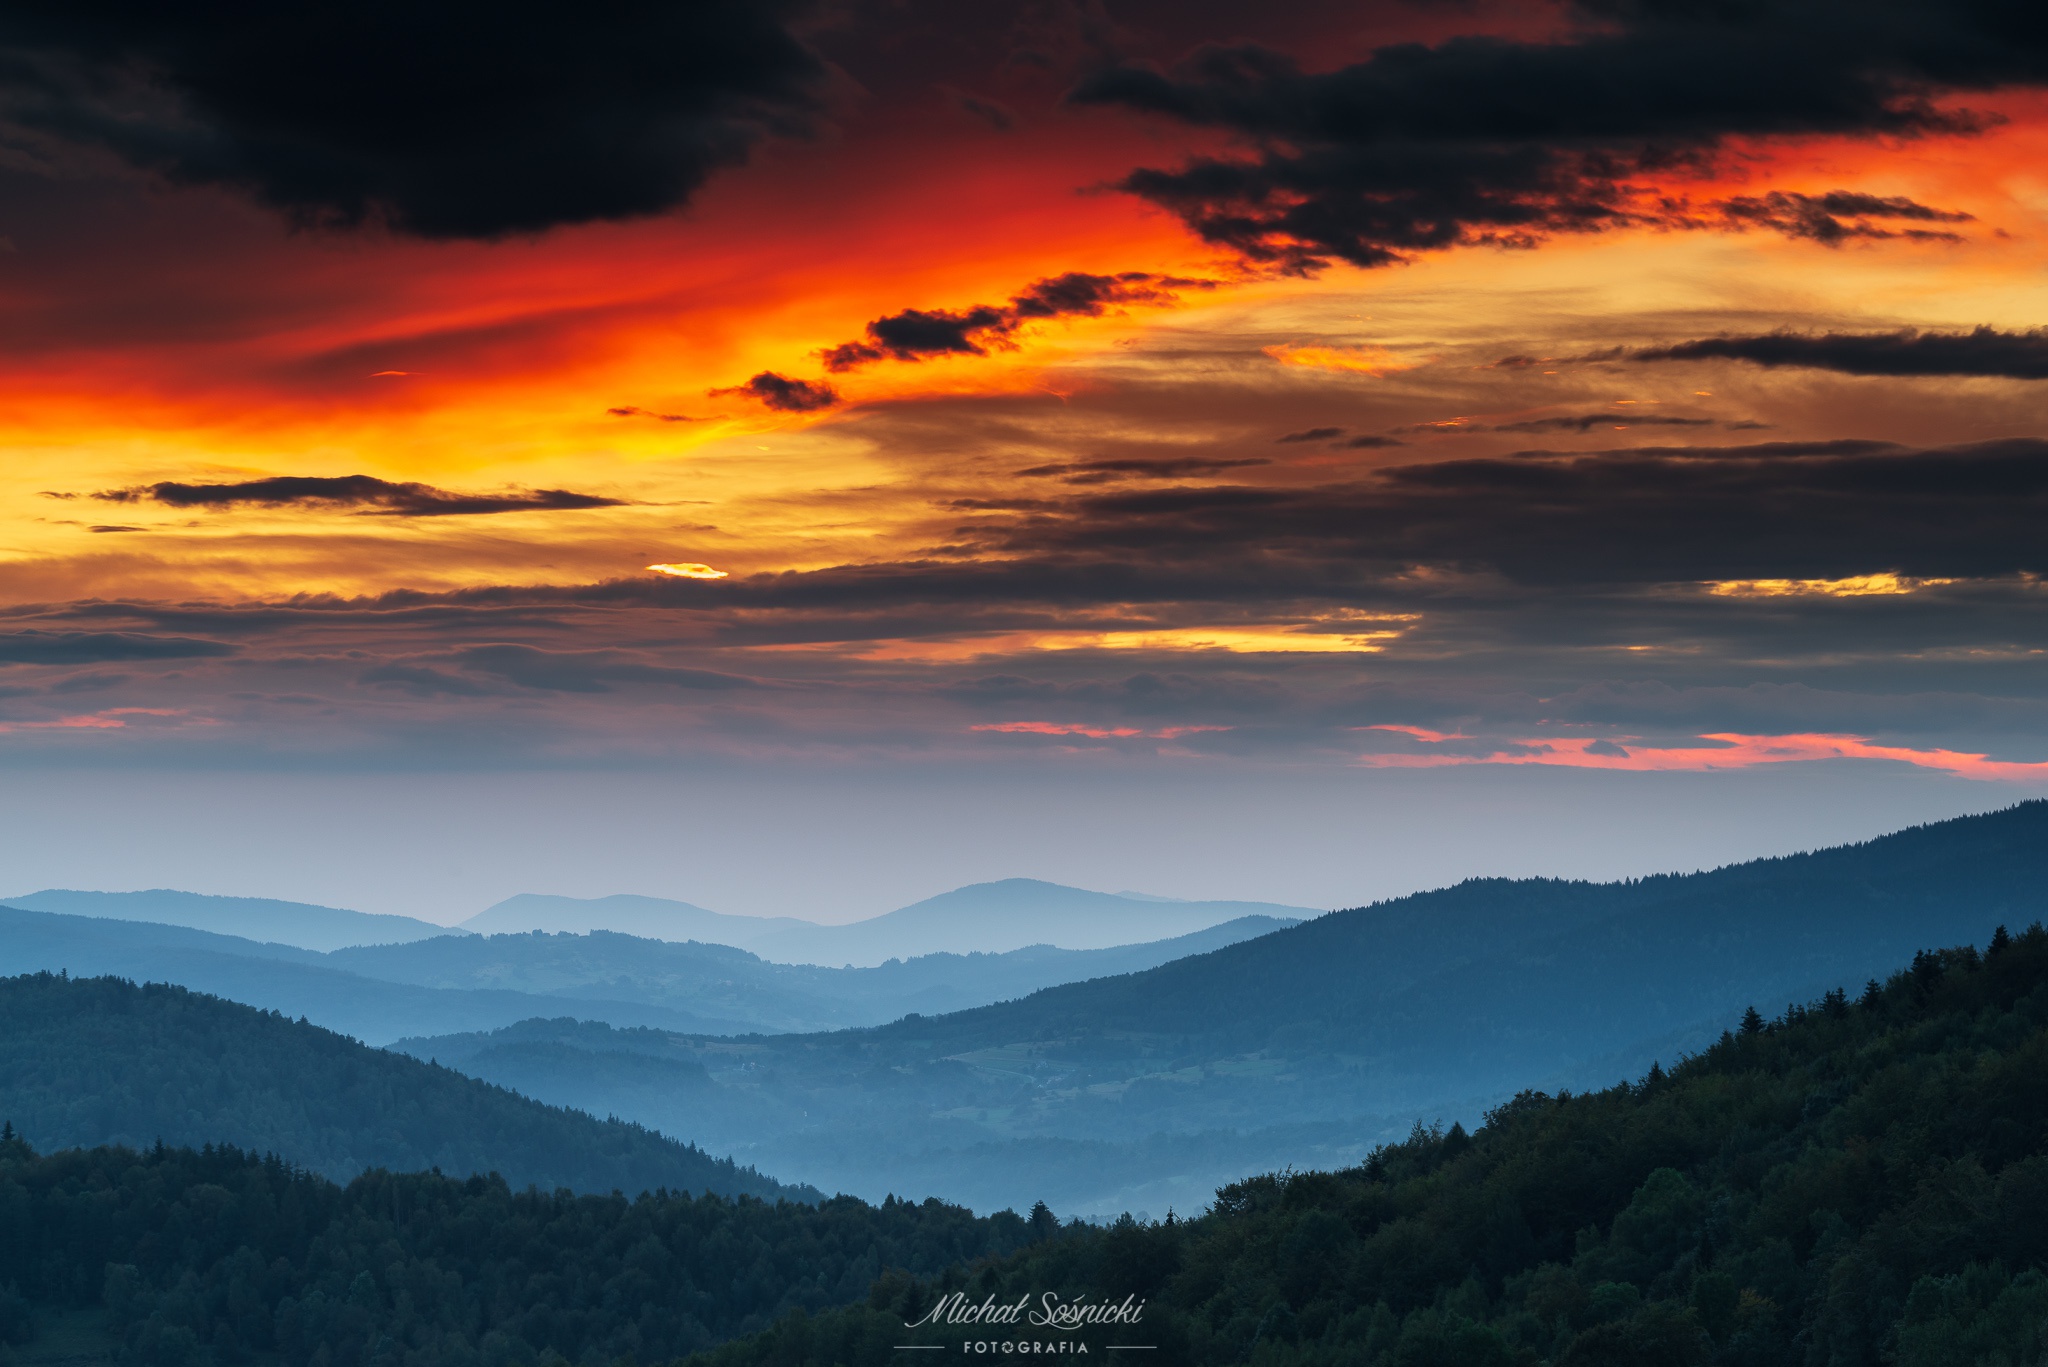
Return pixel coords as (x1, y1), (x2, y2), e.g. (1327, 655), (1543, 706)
(1014, 456), (1272, 484)
(1278, 427), (1345, 443)
(821, 272), (1191, 370)
(1636, 327), (2048, 379)
(1068, 2), (2031, 270)
(952, 91), (1016, 132)
(451, 644), (762, 694)
(951, 438), (2048, 589)
(1340, 435), (1404, 449)
(607, 407), (700, 423)
(1713, 191), (1971, 244)
(88, 524), (144, 533)
(0, 630), (235, 664)
(0, 0), (825, 238)
(708, 372), (839, 412)
(92, 475), (625, 517)
(1492, 414), (1717, 434)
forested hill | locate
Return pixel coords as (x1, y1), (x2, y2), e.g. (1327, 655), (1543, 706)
(691, 920), (2048, 1365)
(771, 800), (2048, 1096)
(0, 973), (815, 1202)
(4, 925), (2044, 1367)
(0, 1137), (1028, 1364)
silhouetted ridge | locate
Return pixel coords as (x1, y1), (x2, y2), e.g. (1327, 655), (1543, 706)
(0, 972), (814, 1201)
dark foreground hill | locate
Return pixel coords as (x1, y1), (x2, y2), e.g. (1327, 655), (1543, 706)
(689, 921), (2048, 1366)
(399, 802), (2048, 1214)
(0, 972), (814, 1201)
(0, 1138), (1024, 1364)
(2, 926), (2043, 1367)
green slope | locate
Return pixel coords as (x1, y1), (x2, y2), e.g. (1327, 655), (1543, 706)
(0, 972), (815, 1201)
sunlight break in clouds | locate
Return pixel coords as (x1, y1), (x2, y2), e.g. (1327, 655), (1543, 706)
(1705, 573), (1957, 598)
(1261, 344), (1413, 376)
(1358, 733), (2048, 784)
(647, 563), (729, 580)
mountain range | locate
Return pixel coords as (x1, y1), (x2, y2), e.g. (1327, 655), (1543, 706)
(394, 801), (2048, 1214)
(467, 879), (1322, 965)
(0, 900), (1296, 1042)
(0, 888), (453, 951)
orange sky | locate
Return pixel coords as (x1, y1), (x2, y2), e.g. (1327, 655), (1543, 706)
(3, 1), (2048, 793)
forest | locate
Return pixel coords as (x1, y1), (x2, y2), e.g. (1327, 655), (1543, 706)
(1, 921), (2044, 1366)
(0, 973), (810, 1202)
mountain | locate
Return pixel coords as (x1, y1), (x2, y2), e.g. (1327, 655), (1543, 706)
(742, 879), (1323, 966)
(0, 905), (747, 1042)
(467, 880), (1323, 966)
(688, 924), (2048, 1365)
(0, 971), (813, 1201)
(3, 888), (455, 951)
(0, 899), (1294, 1041)
(346, 914), (1298, 1032)
(7, 926), (2046, 1367)
(398, 802), (2048, 1215)
(463, 892), (812, 944)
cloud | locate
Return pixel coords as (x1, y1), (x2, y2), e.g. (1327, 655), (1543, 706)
(708, 372), (839, 412)
(0, 630), (235, 665)
(1278, 427), (1345, 443)
(951, 438), (2048, 589)
(355, 664), (496, 698)
(607, 406), (700, 423)
(451, 644), (763, 694)
(821, 272), (1192, 370)
(1491, 414), (1718, 433)
(1712, 191), (1971, 244)
(1635, 327), (2048, 379)
(0, 0), (826, 237)
(91, 475), (625, 517)
(1014, 457), (1272, 484)
(1067, 4), (2021, 270)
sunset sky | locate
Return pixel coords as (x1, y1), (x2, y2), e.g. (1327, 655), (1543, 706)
(3, 0), (2046, 918)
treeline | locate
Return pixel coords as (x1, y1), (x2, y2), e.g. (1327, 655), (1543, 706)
(0, 973), (811, 1201)
(688, 924), (2048, 1365)
(0, 1136), (1030, 1367)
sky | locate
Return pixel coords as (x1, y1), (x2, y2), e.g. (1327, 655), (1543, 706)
(2, 0), (2046, 920)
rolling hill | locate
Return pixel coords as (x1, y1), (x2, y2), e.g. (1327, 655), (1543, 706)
(4, 924), (2043, 1367)
(398, 802), (2048, 1214)
(0, 901), (1294, 1041)
(0, 971), (814, 1200)
(0, 905), (745, 1041)
(470, 879), (1322, 965)
(2, 888), (455, 950)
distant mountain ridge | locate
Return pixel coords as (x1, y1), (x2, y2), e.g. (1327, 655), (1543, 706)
(462, 893), (813, 944)
(0, 900), (1297, 1042)
(0, 906), (747, 1042)
(4, 888), (455, 951)
(473, 879), (1323, 966)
